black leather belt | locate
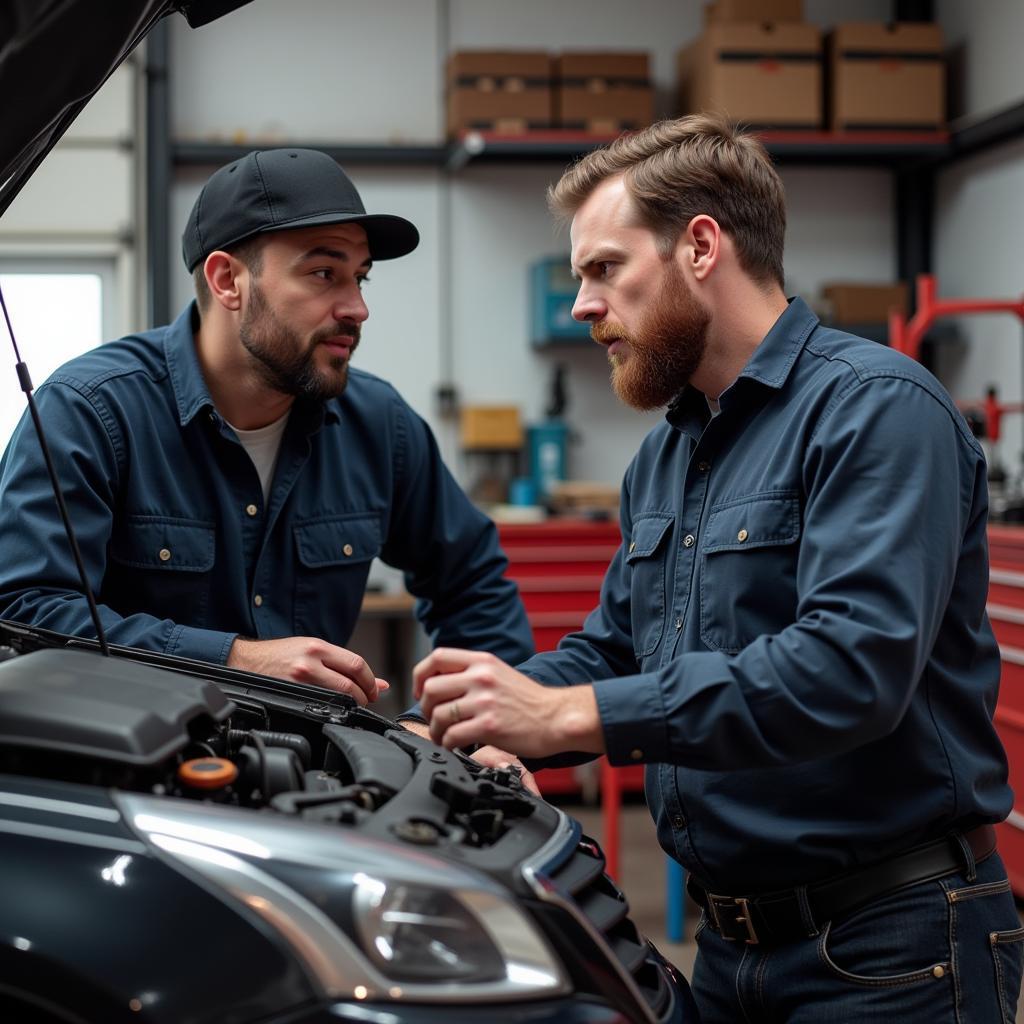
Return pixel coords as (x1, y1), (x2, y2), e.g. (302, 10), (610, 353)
(687, 825), (997, 947)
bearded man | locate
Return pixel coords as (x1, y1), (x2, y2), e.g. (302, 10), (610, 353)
(410, 115), (1021, 1022)
(0, 149), (532, 700)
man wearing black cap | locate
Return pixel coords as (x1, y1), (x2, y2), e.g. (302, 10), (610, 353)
(0, 149), (533, 701)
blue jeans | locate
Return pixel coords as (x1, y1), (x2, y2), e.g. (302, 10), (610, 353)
(691, 851), (1024, 1023)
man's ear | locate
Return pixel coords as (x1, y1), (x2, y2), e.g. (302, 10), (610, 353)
(685, 215), (721, 282)
(203, 251), (244, 312)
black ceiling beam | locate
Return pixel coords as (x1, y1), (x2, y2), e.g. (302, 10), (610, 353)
(895, 0), (933, 21)
(145, 18), (171, 329)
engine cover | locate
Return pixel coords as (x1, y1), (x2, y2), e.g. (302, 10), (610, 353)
(0, 648), (232, 764)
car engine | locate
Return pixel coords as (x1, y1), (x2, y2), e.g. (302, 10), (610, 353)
(0, 621), (687, 1023)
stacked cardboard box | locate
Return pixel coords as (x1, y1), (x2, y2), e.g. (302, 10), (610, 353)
(822, 282), (908, 324)
(447, 50), (655, 137)
(678, 2), (821, 129)
(446, 51), (553, 137)
(828, 22), (945, 131)
(555, 52), (654, 135)
(678, 21), (822, 128)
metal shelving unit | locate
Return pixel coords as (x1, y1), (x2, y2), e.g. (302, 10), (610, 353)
(169, 128), (954, 173)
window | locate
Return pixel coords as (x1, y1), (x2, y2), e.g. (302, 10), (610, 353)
(0, 259), (115, 448)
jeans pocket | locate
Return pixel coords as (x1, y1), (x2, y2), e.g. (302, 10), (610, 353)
(818, 921), (951, 987)
(943, 861), (1024, 1024)
(990, 926), (1024, 1023)
(817, 881), (952, 988)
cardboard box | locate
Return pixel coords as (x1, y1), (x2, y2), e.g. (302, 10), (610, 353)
(555, 52), (654, 133)
(460, 406), (524, 451)
(706, 0), (803, 23)
(822, 282), (908, 324)
(447, 50), (552, 136)
(678, 22), (822, 128)
(828, 23), (944, 130)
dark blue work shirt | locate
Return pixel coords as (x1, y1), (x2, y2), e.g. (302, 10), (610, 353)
(520, 297), (1010, 893)
(0, 303), (533, 669)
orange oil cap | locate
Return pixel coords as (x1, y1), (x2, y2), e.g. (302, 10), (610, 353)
(178, 757), (238, 790)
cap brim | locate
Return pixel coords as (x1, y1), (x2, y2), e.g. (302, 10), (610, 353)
(270, 211), (419, 260)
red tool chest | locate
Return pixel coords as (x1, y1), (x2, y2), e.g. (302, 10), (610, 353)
(986, 525), (1024, 895)
(497, 520), (645, 796)
(499, 521), (1024, 891)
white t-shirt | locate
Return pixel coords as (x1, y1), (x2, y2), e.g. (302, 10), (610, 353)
(228, 410), (291, 503)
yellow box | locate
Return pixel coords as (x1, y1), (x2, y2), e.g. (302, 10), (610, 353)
(460, 406), (524, 450)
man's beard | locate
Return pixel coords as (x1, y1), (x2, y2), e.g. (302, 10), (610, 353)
(238, 282), (359, 401)
(591, 263), (710, 411)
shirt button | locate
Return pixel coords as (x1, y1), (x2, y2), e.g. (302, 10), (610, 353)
(683, 534), (695, 548)
(253, 594), (263, 607)
(343, 543), (354, 557)
(698, 461), (710, 472)
(672, 815), (684, 829)
(675, 618), (683, 631)
(630, 748), (643, 761)
(737, 529), (748, 542)
(158, 548), (171, 562)
(246, 504), (258, 517)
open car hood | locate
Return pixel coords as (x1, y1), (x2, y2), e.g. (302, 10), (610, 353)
(0, 0), (253, 217)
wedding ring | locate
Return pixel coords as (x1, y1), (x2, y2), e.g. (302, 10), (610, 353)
(450, 700), (462, 724)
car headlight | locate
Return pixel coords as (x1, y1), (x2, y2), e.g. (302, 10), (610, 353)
(123, 796), (570, 1004)
(351, 871), (560, 992)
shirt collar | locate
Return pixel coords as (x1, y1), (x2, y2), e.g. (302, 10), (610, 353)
(734, 295), (819, 392)
(164, 302), (214, 427)
(163, 301), (342, 429)
(667, 296), (819, 436)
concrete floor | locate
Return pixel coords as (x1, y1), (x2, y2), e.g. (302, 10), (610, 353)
(566, 800), (1023, 1023)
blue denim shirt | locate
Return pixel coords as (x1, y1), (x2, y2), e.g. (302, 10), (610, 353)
(520, 297), (1010, 892)
(0, 303), (533, 669)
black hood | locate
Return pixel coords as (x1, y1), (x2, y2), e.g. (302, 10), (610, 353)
(0, 0), (253, 217)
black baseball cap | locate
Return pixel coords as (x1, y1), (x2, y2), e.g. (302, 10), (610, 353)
(182, 148), (420, 271)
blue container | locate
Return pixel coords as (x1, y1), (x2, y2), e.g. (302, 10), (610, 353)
(528, 421), (568, 499)
(508, 477), (539, 506)
(530, 257), (591, 347)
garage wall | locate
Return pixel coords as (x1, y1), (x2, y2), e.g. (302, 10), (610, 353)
(166, 0), (897, 485)
(934, 0), (1024, 481)
(0, 60), (139, 325)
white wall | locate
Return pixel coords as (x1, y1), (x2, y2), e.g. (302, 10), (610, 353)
(166, 0), (900, 484)
(933, 0), (1024, 480)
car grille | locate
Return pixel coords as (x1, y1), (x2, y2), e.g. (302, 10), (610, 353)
(544, 833), (672, 1019)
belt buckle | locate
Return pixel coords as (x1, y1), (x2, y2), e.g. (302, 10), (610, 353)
(708, 893), (760, 945)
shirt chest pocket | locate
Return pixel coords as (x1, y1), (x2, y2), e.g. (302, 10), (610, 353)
(108, 516), (216, 621)
(292, 514), (382, 640)
(700, 492), (801, 654)
(294, 514), (381, 568)
(625, 513), (675, 660)
(111, 516), (216, 571)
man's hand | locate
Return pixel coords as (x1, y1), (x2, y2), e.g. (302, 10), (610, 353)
(399, 720), (542, 796)
(413, 648), (604, 759)
(228, 636), (388, 705)
(470, 744), (542, 796)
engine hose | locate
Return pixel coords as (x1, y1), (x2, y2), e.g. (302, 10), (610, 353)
(229, 729), (312, 768)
